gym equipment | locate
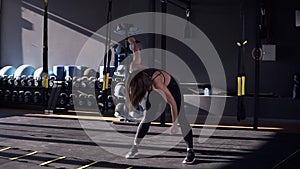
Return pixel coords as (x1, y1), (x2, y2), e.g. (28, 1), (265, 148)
(99, 0), (113, 113)
(292, 74), (299, 99)
(7, 75), (14, 86)
(4, 90), (11, 102)
(83, 68), (97, 78)
(95, 78), (103, 90)
(24, 91), (32, 103)
(33, 91), (42, 104)
(34, 78), (42, 87)
(14, 65), (35, 78)
(78, 93), (87, 107)
(0, 90), (3, 100)
(76, 66), (88, 77)
(64, 65), (77, 78)
(72, 77), (80, 88)
(88, 77), (96, 89)
(236, 0), (247, 121)
(49, 76), (56, 88)
(53, 65), (65, 81)
(0, 66), (16, 76)
(68, 93), (77, 107)
(11, 91), (18, 103)
(58, 93), (68, 106)
(107, 95), (114, 108)
(27, 75), (34, 86)
(64, 76), (72, 89)
(80, 76), (88, 88)
(87, 94), (95, 107)
(33, 67), (54, 79)
(13, 75), (27, 87)
(114, 102), (144, 122)
(113, 82), (125, 100)
(18, 91), (24, 103)
(13, 76), (21, 87)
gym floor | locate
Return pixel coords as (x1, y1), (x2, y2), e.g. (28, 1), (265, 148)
(0, 110), (299, 169)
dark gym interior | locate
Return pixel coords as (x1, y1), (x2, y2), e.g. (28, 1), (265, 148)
(0, 0), (299, 168)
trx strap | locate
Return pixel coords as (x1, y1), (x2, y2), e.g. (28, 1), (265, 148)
(43, 0), (49, 110)
(236, 0), (247, 121)
(101, 0), (113, 112)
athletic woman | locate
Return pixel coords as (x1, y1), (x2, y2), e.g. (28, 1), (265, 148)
(125, 37), (195, 164)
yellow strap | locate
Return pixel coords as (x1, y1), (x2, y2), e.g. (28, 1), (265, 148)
(105, 73), (110, 89)
(236, 42), (241, 47)
(241, 76), (246, 96)
(77, 161), (98, 169)
(237, 77), (241, 96)
(9, 151), (38, 161)
(102, 76), (106, 91)
(40, 156), (66, 166)
(42, 72), (49, 88)
(0, 147), (11, 152)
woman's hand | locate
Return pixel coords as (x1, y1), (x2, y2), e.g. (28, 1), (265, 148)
(128, 37), (139, 52)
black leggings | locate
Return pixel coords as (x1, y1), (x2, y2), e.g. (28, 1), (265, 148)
(134, 77), (193, 148)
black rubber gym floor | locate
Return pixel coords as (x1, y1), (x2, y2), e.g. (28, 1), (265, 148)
(0, 110), (299, 169)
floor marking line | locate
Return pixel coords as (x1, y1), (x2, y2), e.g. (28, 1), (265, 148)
(40, 156), (66, 166)
(9, 151), (38, 161)
(77, 161), (98, 169)
(0, 147), (11, 152)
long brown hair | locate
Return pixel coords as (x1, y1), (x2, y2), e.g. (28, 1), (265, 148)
(127, 71), (152, 108)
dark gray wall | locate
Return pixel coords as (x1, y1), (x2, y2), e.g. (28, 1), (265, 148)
(1, 0), (300, 97)
(163, 0), (300, 97)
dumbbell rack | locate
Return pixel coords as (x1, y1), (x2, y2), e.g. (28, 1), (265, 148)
(46, 76), (115, 115)
(0, 85), (45, 110)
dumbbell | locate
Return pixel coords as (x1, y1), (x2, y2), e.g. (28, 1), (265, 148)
(0, 76), (4, 86)
(27, 75), (34, 87)
(33, 91), (42, 104)
(4, 90), (11, 102)
(1, 75), (7, 86)
(72, 77), (80, 88)
(88, 77), (96, 89)
(24, 91), (32, 103)
(7, 75), (15, 86)
(68, 93), (77, 107)
(48, 76), (56, 88)
(20, 75), (28, 86)
(64, 76), (72, 89)
(0, 90), (3, 100)
(11, 91), (18, 103)
(80, 76), (88, 88)
(95, 78), (103, 90)
(78, 93), (87, 107)
(58, 93), (68, 106)
(87, 94), (95, 107)
(18, 91), (25, 103)
(107, 95), (114, 108)
(34, 77), (42, 87)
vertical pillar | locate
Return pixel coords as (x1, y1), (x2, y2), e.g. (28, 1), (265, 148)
(160, 0), (167, 126)
(254, 0), (262, 130)
(43, 0), (49, 110)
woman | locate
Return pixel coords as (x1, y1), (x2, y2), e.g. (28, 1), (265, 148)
(125, 37), (195, 164)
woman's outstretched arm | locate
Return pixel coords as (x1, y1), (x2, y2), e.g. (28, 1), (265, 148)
(128, 37), (147, 72)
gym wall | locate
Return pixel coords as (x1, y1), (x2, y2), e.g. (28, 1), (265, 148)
(1, 0), (300, 97)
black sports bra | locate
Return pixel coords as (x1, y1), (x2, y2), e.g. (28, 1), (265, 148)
(142, 68), (166, 83)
